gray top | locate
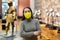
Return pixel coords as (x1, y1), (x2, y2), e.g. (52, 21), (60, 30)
(20, 19), (41, 40)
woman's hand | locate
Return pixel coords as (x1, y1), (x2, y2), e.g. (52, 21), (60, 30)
(34, 31), (40, 36)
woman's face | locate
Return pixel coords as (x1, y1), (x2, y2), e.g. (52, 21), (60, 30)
(24, 8), (32, 19)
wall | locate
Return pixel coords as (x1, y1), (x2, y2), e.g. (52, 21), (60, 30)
(30, 0), (35, 13)
(0, 0), (2, 19)
(18, 0), (30, 16)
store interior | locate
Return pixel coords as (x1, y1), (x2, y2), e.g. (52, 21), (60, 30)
(0, 0), (60, 40)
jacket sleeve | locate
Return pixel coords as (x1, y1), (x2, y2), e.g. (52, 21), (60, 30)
(20, 21), (34, 37)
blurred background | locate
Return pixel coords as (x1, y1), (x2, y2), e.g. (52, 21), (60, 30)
(0, 0), (60, 40)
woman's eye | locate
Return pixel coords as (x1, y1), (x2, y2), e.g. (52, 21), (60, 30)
(28, 11), (30, 12)
(24, 11), (27, 13)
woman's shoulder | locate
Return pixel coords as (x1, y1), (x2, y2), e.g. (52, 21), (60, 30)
(33, 19), (39, 22)
(20, 20), (26, 24)
(33, 19), (39, 21)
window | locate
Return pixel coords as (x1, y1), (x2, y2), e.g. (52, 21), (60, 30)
(2, 0), (8, 18)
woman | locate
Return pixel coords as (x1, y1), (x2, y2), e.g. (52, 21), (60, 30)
(20, 7), (41, 40)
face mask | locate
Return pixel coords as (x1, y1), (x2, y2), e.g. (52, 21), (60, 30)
(24, 12), (31, 19)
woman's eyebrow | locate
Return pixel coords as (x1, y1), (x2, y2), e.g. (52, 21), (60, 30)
(25, 10), (30, 11)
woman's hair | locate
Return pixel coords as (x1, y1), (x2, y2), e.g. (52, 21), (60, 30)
(22, 7), (33, 20)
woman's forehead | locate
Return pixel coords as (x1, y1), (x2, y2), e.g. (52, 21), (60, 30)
(24, 8), (30, 11)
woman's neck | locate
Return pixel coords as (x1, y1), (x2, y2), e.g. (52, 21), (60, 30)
(26, 18), (32, 22)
